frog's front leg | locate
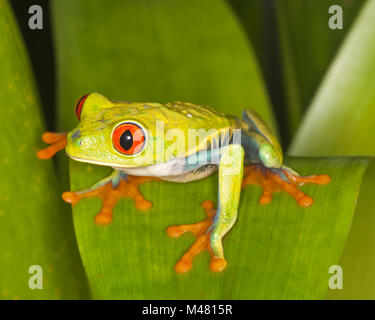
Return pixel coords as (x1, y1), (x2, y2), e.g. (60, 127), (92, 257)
(209, 144), (244, 270)
(63, 170), (155, 224)
(167, 144), (244, 273)
(36, 132), (67, 159)
(37, 132), (155, 223)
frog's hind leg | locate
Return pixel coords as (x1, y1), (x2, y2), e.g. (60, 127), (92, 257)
(62, 170), (156, 224)
(242, 164), (330, 207)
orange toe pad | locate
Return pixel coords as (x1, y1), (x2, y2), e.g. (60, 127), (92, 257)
(242, 165), (330, 207)
(63, 176), (155, 225)
(166, 200), (226, 273)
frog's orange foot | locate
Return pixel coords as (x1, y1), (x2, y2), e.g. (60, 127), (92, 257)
(166, 200), (226, 273)
(242, 164), (330, 207)
(62, 176), (156, 225)
(37, 132), (67, 159)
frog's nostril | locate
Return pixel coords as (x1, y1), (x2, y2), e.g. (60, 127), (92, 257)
(72, 129), (81, 139)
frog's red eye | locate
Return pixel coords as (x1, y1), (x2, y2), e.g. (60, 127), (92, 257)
(75, 94), (89, 120)
(112, 122), (146, 155)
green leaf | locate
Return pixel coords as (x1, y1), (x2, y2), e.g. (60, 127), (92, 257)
(329, 160), (375, 299)
(52, 0), (371, 299)
(228, 0), (275, 75)
(0, 0), (89, 299)
(228, 0), (288, 145)
(70, 157), (369, 299)
(276, 0), (364, 139)
(53, 0), (275, 132)
(52, 0), (277, 192)
(289, 0), (375, 299)
(289, 0), (375, 156)
(51, 0), (273, 299)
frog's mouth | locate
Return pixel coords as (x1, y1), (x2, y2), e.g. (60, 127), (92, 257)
(66, 153), (121, 167)
(65, 152), (147, 169)
(66, 153), (109, 166)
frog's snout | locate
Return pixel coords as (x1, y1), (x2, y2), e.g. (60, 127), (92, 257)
(68, 129), (82, 146)
(71, 128), (81, 140)
(66, 129), (83, 154)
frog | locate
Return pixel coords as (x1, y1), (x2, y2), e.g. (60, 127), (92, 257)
(37, 92), (330, 273)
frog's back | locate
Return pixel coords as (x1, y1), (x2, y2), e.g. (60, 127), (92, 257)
(164, 101), (236, 131)
(111, 100), (235, 130)
(111, 100), (239, 159)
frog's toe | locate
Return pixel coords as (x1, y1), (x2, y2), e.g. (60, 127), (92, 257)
(210, 257), (227, 273)
(166, 200), (227, 273)
(62, 191), (80, 205)
(175, 259), (193, 274)
(135, 199), (153, 211)
(94, 211), (113, 225)
(283, 167), (331, 185)
(63, 174), (157, 225)
(242, 164), (330, 207)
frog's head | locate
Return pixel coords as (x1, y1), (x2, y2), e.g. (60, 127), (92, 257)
(66, 93), (160, 168)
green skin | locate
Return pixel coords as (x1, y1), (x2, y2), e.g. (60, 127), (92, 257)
(66, 93), (288, 261)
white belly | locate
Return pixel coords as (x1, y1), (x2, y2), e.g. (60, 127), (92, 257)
(113, 157), (217, 183)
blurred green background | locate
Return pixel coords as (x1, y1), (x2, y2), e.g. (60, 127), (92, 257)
(1, 0), (375, 299)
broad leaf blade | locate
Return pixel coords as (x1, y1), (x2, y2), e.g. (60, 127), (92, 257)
(51, 0), (274, 299)
(276, 0), (364, 139)
(289, 0), (375, 156)
(53, 0), (275, 132)
(0, 0), (88, 299)
(52, 0), (370, 299)
(53, 0), (277, 192)
(228, 0), (288, 145)
(328, 161), (375, 299)
(289, 0), (375, 299)
(70, 157), (368, 299)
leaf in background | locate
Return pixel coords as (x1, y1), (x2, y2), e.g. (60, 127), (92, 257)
(289, 0), (375, 299)
(228, 0), (276, 78)
(53, 0), (276, 191)
(52, 0), (275, 298)
(0, 0), (88, 299)
(54, 0), (275, 132)
(275, 0), (364, 140)
(69, 157), (369, 299)
(228, 0), (288, 146)
(52, 0), (371, 299)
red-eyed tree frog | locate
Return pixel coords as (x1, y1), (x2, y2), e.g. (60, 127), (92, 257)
(37, 93), (330, 273)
